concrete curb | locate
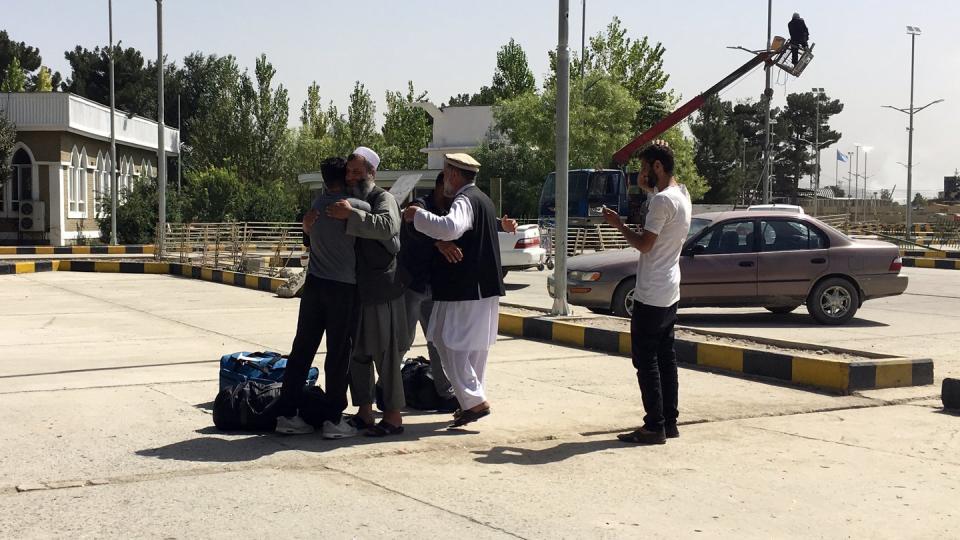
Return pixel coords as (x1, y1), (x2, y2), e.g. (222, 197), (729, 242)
(0, 245), (154, 256)
(0, 259), (285, 294)
(900, 250), (960, 259)
(0, 260), (59, 275)
(498, 312), (934, 394)
(901, 257), (960, 270)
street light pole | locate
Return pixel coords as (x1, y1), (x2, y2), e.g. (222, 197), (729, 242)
(906, 28), (916, 236)
(108, 0), (118, 245)
(177, 93), (181, 193)
(883, 27), (943, 237)
(854, 144), (862, 223)
(156, 0), (166, 256)
(812, 88), (824, 216)
(580, 0), (586, 80)
(846, 151), (853, 211)
(552, 0), (571, 316)
(863, 148), (872, 219)
(761, 0), (773, 203)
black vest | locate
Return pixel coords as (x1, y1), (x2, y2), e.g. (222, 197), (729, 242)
(431, 185), (505, 302)
(355, 187), (405, 305)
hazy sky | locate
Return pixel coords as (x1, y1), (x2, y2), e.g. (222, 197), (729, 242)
(6, 0), (959, 200)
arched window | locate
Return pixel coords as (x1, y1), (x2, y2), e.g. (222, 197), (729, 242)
(77, 147), (89, 216)
(68, 147), (82, 216)
(94, 152), (113, 217)
(4, 147), (33, 216)
(119, 157), (134, 202)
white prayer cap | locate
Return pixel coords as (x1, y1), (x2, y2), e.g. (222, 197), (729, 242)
(351, 146), (380, 170)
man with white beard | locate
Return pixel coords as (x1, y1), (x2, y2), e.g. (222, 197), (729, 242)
(402, 153), (504, 428)
(326, 146), (409, 437)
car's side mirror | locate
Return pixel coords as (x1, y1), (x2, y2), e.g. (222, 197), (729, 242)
(685, 244), (707, 257)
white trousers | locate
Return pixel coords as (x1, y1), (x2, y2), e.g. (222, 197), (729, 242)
(434, 342), (489, 411)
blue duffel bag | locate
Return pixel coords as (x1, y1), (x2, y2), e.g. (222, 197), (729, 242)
(219, 351), (318, 391)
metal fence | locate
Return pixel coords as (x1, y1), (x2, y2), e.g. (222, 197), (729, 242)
(162, 222), (305, 274)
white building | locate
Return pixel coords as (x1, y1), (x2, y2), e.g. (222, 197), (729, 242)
(2, 92), (179, 245)
(298, 103), (495, 201)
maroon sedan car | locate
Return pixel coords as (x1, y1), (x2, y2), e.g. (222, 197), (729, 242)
(548, 210), (908, 325)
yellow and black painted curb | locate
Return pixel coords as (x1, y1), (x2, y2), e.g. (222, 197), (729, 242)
(0, 245), (155, 256)
(498, 312), (934, 394)
(0, 259), (285, 293)
(901, 256), (960, 270)
(0, 260), (60, 275)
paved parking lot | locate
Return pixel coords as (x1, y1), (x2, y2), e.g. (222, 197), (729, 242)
(1, 271), (958, 537)
(505, 266), (960, 381)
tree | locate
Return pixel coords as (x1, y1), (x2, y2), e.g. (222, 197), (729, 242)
(446, 87), (495, 107)
(447, 38), (535, 107)
(380, 81), (431, 170)
(247, 54), (289, 184)
(62, 45), (157, 118)
(491, 38), (536, 101)
(474, 138), (545, 217)
(0, 31), (42, 90)
(690, 96), (741, 203)
(179, 53), (245, 167)
(0, 112), (16, 187)
(0, 56), (26, 92)
(912, 192), (927, 207)
(496, 75), (639, 173)
(96, 176), (183, 244)
(328, 82), (380, 156)
(32, 66), (53, 91)
(300, 81), (327, 140)
(570, 17), (675, 132)
(774, 91), (843, 199)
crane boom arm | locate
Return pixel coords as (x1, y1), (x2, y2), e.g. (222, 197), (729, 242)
(612, 42), (787, 166)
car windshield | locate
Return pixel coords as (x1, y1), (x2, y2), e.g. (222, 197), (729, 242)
(688, 217), (711, 240)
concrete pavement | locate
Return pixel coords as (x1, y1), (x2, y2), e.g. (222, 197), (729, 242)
(1, 272), (958, 538)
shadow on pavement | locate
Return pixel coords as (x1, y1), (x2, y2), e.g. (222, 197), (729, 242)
(472, 438), (625, 466)
(504, 282), (530, 291)
(136, 420), (462, 463)
(678, 312), (889, 329)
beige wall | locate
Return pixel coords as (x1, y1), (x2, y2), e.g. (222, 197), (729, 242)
(6, 129), (162, 244)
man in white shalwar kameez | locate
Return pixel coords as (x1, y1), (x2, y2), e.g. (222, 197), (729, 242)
(402, 153), (505, 428)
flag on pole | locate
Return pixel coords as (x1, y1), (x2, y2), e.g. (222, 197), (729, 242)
(837, 149), (849, 162)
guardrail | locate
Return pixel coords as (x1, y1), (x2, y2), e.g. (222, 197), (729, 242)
(163, 222), (304, 274)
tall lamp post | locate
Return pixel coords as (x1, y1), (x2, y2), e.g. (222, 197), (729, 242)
(846, 151), (853, 210)
(862, 147), (873, 220)
(155, 0), (166, 256)
(108, 0), (118, 245)
(811, 87), (824, 216)
(853, 143), (865, 223)
(761, 0), (773, 203)
(882, 26), (943, 238)
(552, 0), (571, 316)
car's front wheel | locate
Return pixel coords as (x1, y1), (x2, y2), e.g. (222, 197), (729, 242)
(611, 278), (636, 318)
(807, 277), (859, 325)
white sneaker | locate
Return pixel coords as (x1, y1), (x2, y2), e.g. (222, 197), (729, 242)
(322, 417), (359, 439)
(275, 415), (315, 435)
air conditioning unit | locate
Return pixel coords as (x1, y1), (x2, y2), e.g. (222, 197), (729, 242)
(19, 200), (46, 232)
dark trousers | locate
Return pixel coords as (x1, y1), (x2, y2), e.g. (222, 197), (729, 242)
(280, 274), (358, 418)
(630, 301), (679, 431)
